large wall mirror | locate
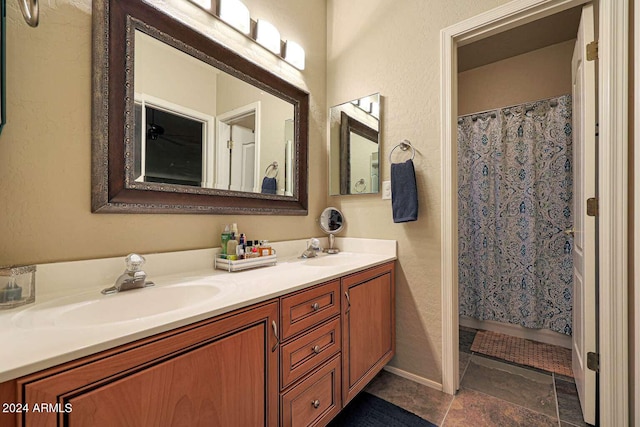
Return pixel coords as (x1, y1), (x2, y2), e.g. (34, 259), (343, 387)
(329, 94), (380, 195)
(92, 0), (308, 214)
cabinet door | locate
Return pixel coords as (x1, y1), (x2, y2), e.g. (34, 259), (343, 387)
(342, 262), (395, 405)
(19, 301), (279, 427)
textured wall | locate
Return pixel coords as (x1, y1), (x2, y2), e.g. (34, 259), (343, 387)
(458, 40), (575, 116)
(327, 0), (510, 385)
(0, 0), (326, 265)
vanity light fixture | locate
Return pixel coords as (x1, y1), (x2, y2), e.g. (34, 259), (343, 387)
(255, 19), (281, 55)
(218, 0), (251, 35)
(359, 97), (372, 113)
(284, 40), (305, 70)
(188, 0), (305, 71)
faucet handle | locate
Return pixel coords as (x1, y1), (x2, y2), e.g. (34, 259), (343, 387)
(125, 253), (145, 272)
(309, 238), (321, 250)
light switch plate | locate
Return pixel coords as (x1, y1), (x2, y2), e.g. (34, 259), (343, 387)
(382, 181), (391, 200)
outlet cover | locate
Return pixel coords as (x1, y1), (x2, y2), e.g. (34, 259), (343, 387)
(382, 181), (391, 200)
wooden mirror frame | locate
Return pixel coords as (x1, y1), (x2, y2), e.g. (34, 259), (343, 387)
(92, 0), (309, 215)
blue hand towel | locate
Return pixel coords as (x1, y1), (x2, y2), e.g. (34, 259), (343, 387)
(261, 176), (277, 194)
(391, 159), (418, 223)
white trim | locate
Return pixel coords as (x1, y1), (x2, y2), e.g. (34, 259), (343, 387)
(634, 1), (640, 422)
(440, 0), (629, 424)
(630, 2), (640, 425)
(382, 365), (443, 392)
(597, 1), (630, 425)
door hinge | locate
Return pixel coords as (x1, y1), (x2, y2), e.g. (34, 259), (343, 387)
(227, 140), (234, 149)
(586, 198), (598, 217)
(587, 352), (600, 373)
(586, 41), (598, 61)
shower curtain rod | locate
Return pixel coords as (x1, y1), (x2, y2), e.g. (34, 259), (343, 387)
(458, 93), (569, 119)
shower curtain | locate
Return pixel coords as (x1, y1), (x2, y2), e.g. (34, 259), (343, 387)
(458, 94), (574, 335)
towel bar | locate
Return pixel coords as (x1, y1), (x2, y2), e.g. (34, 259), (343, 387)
(389, 140), (416, 163)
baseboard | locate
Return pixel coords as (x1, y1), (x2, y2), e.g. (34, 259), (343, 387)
(460, 316), (571, 349)
(382, 365), (443, 392)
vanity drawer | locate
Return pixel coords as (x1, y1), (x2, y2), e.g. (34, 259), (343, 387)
(281, 280), (341, 340)
(281, 355), (341, 427)
(281, 316), (341, 389)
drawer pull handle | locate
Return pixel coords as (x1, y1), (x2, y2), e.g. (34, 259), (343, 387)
(271, 320), (279, 352)
(311, 302), (320, 311)
(312, 345), (321, 354)
(345, 291), (351, 313)
(311, 400), (320, 409)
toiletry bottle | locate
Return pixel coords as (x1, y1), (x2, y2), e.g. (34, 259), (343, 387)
(227, 232), (239, 260)
(259, 240), (273, 256)
(253, 240), (260, 256)
(220, 224), (231, 257)
(245, 240), (254, 258)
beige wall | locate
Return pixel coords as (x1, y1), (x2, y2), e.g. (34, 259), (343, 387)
(327, 0), (510, 384)
(458, 39), (575, 116)
(0, 0), (326, 266)
(135, 31), (218, 118)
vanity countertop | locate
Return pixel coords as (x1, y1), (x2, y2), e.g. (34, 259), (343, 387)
(0, 238), (396, 383)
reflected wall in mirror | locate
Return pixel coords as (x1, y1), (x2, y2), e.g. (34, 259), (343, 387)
(133, 30), (295, 194)
(329, 94), (380, 195)
(92, 0), (309, 214)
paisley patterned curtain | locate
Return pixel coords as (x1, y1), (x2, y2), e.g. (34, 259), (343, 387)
(458, 94), (573, 335)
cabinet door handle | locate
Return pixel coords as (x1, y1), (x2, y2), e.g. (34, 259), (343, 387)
(311, 399), (320, 409)
(345, 291), (351, 313)
(271, 320), (279, 352)
(311, 302), (320, 311)
(312, 345), (321, 354)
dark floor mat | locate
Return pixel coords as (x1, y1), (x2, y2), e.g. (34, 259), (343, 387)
(327, 392), (438, 427)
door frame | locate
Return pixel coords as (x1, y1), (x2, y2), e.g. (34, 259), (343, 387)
(215, 101), (261, 191)
(634, 0), (640, 420)
(440, 0), (629, 425)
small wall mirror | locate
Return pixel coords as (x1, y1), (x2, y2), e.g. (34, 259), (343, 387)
(329, 93), (380, 196)
(319, 207), (344, 254)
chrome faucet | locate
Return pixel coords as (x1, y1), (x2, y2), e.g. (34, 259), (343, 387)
(300, 238), (322, 259)
(101, 254), (154, 295)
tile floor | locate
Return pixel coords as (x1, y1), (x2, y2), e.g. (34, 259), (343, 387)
(363, 327), (591, 426)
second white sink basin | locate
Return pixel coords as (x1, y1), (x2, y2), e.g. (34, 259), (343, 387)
(301, 252), (366, 267)
(13, 282), (235, 329)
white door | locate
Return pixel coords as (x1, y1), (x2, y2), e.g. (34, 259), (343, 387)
(571, 3), (597, 424)
(229, 125), (255, 192)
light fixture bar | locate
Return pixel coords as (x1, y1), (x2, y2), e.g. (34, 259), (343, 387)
(188, 0), (305, 71)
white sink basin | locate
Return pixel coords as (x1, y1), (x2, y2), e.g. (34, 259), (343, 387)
(12, 282), (235, 329)
(301, 252), (365, 267)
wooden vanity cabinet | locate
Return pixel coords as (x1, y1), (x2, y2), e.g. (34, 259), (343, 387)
(1, 260), (396, 427)
(342, 262), (395, 405)
(10, 301), (279, 427)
